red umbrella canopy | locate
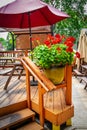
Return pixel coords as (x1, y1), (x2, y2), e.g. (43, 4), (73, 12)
(0, 0), (16, 8)
(0, 0), (69, 29)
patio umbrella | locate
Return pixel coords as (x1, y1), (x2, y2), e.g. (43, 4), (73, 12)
(0, 0), (16, 8)
(0, 0), (70, 50)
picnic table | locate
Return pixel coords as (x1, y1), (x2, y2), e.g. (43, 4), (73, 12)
(0, 57), (24, 90)
(0, 51), (27, 90)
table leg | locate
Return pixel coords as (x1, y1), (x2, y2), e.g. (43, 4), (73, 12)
(18, 69), (24, 79)
(4, 65), (16, 90)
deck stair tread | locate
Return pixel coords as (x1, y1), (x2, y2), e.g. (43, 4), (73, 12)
(0, 108), (35, 130)
(16, 122), (43, 130)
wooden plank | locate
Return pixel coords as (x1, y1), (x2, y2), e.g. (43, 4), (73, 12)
(25, 68), (31, 108)
(31, 99), (74, 125)
(30, 86), (38, 100)
(38, 83), (44, 126)
(0, 76), (20, 98)
(8, 81), (26, 104)
(0, 100), (27, 117)
(0, 78), (25, 104)
(44, 89), (66, 111)
(66, 65), (72, 105)
(0, 108), (35, 129)
(0, 76), (26, 108)
(44, 105), (74, 125)
(16, 122), (43, 130)
(0, 77), (18, 99)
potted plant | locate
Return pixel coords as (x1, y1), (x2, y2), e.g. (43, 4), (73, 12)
(32, 34), (80, 84)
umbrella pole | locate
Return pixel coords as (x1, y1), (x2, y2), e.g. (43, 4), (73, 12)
(28, 12), (38, 86)
(51, 25), (54, 36)
(28, 12), (32, 51)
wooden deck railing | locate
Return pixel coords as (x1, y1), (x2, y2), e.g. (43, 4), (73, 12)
(21, 57), (72, 126)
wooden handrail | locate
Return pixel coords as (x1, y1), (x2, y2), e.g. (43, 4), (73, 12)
(21, 57), (56, 92)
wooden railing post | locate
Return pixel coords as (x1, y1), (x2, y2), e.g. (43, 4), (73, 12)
(65, 65), (72, 105)
(38, 83), (45, 127)
(25, 68), (31, 108)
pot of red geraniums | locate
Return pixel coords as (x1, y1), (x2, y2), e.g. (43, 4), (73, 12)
(32, 34), (80, 84)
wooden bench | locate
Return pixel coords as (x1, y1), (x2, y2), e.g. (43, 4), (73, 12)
(73, 69), (84, 77)
(81, 65), (87, 76)
(80, 65), (87, 89)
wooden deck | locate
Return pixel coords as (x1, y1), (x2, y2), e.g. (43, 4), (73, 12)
(0, 74), (39, 108)
(0, 74), (67, 111)
(0, 51), (74, 129)
(0, 75), (27, 108)
(0, 65), (74, 127)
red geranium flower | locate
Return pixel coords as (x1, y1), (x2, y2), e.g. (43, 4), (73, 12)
(66, 47), (73, 53)
(64, 41), (74, 47)
(66, 36), (76, 43)
(44, 40), (50, 46)
(76, 52), (80, 58)
(55, 34), (62, 43)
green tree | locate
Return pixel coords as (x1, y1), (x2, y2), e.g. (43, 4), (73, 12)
(6, 32), (16, 50)
(0, 37), (8, 50)
(0, 32), (16, 50)
(43, 0), (87, 48)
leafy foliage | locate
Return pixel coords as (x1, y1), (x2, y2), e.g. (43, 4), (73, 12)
(6, 32), (16, 50)
(33, 34), (80, 69)
(0, 32), (16, 50)
(42, 0), (87, 48)
(0, 37), (8, 50)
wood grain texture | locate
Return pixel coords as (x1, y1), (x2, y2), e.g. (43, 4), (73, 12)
(0, 108), (35, 129)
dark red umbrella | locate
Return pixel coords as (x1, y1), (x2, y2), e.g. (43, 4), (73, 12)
(0, 0), (69, 49)
(0, 0), (69, 28)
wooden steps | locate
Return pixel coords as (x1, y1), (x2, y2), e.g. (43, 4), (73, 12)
(0, 108), (35, 130)
(16, 122), (43, 130)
